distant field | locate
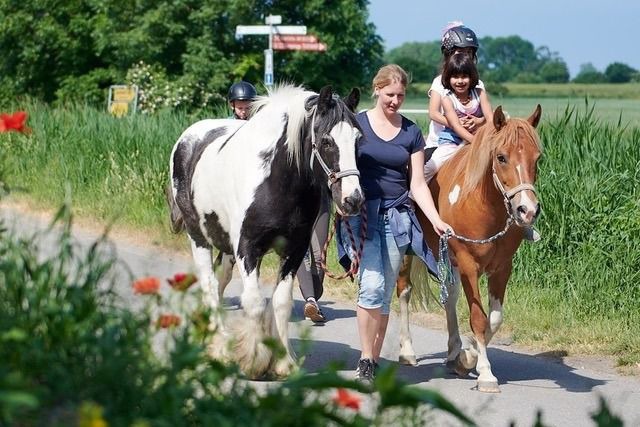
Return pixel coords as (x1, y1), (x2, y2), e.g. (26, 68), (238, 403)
(399, 82), (640, 129)
(398, 96), (640, 129)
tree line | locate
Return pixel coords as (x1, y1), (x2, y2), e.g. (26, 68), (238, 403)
(1, 1), (637, 113)
(386, 36), (639, 85)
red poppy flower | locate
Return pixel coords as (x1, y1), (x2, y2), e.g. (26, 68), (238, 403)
(333, 388), (361, 410)
(167, 272), (198, 291)
(133, 276), (160, 295)
(0, 111), (30, 134)
(157, 314), (181, 328)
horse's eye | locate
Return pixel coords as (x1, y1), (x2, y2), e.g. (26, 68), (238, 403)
(321, 135), (332, 148)
(497, 154), (507, 164)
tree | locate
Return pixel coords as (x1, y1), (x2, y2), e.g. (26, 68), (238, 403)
(478, 36), (539, 82)
(539, 60), (570, 83)
(573, 63), (606, 83)
(384, 41), (441, 82)
(604, 62), (637, 83)
(0, 0), (383, 108)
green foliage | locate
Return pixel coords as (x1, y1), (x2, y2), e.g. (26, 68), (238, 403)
(385, 41), (441, 82)
(0, 0), (383, 110)
(604, 62), (638, 83)
(0, 200), (472, 425)
(573, 63), (607, 83)
(538, 60), (570, 83)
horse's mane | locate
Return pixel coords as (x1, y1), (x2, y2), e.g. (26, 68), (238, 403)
(447, 117), (542, 199)
(250, 84), (316, 168)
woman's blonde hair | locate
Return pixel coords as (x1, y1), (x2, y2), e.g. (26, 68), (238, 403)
(371, 64), (411, 95)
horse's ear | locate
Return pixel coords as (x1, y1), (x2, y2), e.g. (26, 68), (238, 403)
(527, 104), (542, 128)
(317, 85), (333, 113)
(493, 106), (507, 131)
(345, 88), (360, 113)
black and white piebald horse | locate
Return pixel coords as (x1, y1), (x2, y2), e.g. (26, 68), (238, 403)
(167, 85), (363, 378)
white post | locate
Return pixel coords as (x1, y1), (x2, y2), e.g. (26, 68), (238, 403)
(264, 15), (281, 89)
(235, 16), (305, 90)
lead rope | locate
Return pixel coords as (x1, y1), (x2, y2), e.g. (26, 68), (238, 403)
(438, 216), (515, 304)
(321, 204), (368, 280)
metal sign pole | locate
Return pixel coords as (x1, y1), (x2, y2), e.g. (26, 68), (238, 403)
(235, 16), (306, 90)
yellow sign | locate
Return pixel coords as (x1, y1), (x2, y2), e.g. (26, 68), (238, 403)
(109, 102), (129, 117)
(108, 85), (138, 117)
(113, 87), (136, 102)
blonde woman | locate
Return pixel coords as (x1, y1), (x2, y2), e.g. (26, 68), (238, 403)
(340, 64), (451, 382)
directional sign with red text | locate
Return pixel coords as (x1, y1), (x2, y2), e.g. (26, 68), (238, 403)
(272, 34), (327, 51)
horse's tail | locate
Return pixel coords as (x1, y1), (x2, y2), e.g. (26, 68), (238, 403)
(165, 182), (185, 233)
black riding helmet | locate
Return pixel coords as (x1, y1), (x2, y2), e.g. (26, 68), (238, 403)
(441, 25), (479, 53)
(228, 81), (257, 102)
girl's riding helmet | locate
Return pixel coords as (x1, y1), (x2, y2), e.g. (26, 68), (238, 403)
(441, 26), (479, 53)
(228, 81), (257, 102)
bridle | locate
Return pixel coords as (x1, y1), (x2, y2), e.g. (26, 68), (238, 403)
(307, 105), (360, 188)
(491, 163), (538, 226)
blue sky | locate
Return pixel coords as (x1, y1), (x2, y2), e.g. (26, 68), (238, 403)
(368, 0), (640, 78)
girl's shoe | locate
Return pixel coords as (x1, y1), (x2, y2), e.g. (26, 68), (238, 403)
(304, 300), (327, 323)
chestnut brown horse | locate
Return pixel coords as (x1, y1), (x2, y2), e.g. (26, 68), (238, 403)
(397, 105), (542, 393)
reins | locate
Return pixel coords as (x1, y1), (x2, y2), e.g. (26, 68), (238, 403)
(306, 103), (365, 280)
(320, 206), (368, 280)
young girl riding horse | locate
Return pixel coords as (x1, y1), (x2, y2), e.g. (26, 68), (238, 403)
(424, 53), (493, 182)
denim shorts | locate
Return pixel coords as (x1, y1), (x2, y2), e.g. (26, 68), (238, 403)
(341, 210), (411, 315)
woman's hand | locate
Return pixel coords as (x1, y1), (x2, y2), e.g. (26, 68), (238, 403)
(432, 218), (454, 237)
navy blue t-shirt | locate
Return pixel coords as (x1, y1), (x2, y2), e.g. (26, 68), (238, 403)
(356, 111), (425, 201)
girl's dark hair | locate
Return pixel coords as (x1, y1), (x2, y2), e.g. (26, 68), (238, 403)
(441, 53), (479, 92)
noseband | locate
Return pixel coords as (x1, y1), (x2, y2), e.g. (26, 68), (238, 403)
(492, 165), (537, 223)
(307, 105), (360, 188)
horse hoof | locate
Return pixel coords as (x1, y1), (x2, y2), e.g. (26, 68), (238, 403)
(399, 354), (418, 366)
(446, 359), (472, 377)
(477, 380), (500, 393)
(272, 357), (297, 378)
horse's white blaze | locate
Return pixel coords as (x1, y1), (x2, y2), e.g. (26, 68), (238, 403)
(488, 294), (503, 334)
(448, 184), (461, 205)
(331, 121), (361, 200)
(514, 164), (537, 222)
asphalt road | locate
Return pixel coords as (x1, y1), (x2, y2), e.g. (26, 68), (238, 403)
(2, 205), (639, 427)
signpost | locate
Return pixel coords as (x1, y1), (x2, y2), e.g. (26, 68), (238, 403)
(236, 15), (326, 88)
(272, 34), (327, 51)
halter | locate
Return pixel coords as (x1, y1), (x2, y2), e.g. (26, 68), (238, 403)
(307, 106), (360, 188)
(491, 165), (537, 225)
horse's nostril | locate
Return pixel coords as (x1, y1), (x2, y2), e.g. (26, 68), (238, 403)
(343, 191), (364, 212)
(517, 205), (527, 215)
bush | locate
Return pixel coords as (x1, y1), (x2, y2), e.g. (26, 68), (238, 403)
(0, 201), (473, 426)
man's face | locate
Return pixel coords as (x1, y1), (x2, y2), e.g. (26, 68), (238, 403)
(231, 100), (251, 120)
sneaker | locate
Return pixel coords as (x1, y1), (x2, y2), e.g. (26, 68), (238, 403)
(355, 358), (375, 383)
(523, 226), (541, 242)
(304, 301), (327, 323)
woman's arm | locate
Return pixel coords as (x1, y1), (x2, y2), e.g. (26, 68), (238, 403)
(477, 88), (494, 126)
(442, 97), (475, 143)
(428, 91), (448, 127)
(408, 150), (452, 236)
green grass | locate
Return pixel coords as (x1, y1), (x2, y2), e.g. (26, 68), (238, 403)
(1, 99), (639, 366)
(400, 95), (640, 127)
